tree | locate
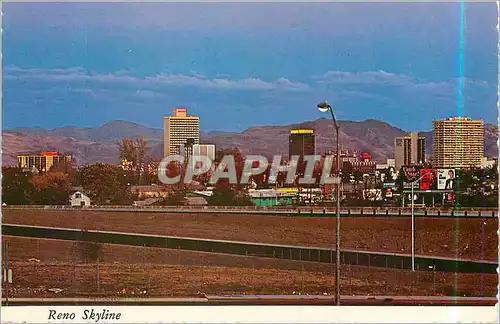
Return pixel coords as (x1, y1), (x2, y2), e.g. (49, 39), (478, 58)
(31, 171), (72, 205)
(118, 137), (150, 185)
(80, 163), (135, 205)
(162, 185), (186, 205)
(215, 148), (245, 181)
(209, 148), (254, 206)
(208, 179), (253, 206)
(2, 167), (35, 205)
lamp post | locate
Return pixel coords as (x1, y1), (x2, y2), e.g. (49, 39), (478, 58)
(317, 101), (341, 305)
(410, 172), (428, 271)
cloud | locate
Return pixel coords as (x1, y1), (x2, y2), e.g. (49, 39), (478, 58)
(4, 66), (309, 92)
(314, 70), (490, 98)
(316, 70), (414, 86)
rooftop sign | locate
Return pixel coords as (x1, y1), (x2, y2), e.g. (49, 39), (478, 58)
(290, 129), (314, 135)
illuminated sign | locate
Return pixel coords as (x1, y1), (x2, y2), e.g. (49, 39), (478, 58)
(173, 108), (187, 117)
(290, 129), (314, 135)
(419, 169), (438, 190)
(438, 169), (456, 190)
(278, 188), (299, 194)
(41, 152), (59, 156)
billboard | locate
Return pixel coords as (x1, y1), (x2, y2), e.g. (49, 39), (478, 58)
(438, 169), (456, 190)
(419, 168), (438, 190)
(363, 189), (382, 201)
(401, 167), (455, 191)
(401, 166), (419, 189)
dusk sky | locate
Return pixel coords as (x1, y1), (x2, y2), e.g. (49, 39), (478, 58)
(2, 2), (498, 132)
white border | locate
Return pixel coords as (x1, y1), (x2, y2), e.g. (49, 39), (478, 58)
(1, 306), (498, 323)
(0, 1), (499, 323)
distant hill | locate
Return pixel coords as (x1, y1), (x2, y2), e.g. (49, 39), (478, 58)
(3, 119), (497, 166)
(7, 120), (164, 144)
(2, 132), (119, 166)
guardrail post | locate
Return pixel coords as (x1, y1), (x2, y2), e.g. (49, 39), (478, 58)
(323, 209), (326, 215)
(451, 210), (454, 217)
(424, 210), (427, 216)
(437, 210), (440, 217)
(310, 209), (313, 215)
(348, 209), (351, 216)
(361, 209), (364, 216)
(478, 211), (481, 217)
(398, 209), (401, 216)
(385, 210), (389, 216)
(464, 211), (467, 217)
(492, 211), (495, 217)
(373, 209), (376, 216)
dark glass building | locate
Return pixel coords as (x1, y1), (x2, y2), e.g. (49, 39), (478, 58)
(289, 129), (316, 159)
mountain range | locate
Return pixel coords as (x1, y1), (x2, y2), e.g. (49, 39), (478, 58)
(3, 119), (498, 166)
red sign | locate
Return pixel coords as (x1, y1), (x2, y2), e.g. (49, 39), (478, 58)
(403, 166), (418, 183)
(419, 169), (438, 190)
(361, 152), (371, 161)
(41, 151), (59, 156)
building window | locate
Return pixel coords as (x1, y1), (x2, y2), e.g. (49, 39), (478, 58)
(75, 193), (82, 199)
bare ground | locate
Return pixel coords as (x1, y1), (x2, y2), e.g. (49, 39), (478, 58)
(3, 209), (498, 261)
(3, 236), (497, 298)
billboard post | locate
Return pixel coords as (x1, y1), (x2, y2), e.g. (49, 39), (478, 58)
(411, 171), (433, 271)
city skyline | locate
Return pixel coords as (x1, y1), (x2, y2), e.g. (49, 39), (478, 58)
(3, 2), (497, 132)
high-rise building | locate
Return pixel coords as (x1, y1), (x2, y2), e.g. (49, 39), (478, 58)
(325, 149), (359, 164)
(394, 132), (426, 170)
(17, 151), (72, 173)
(432, 117), (484, 168)
(289, 129), (316, 159)
(192, 144), (216, 161)
(164, 108), (200, 157)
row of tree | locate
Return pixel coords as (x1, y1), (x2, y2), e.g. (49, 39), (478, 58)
(2, 168), (72, 205)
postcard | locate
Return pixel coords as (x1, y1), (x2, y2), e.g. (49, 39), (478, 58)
(1, 2), (498, 323)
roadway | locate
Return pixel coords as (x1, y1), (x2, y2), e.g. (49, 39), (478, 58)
(3, 223), (497, 274)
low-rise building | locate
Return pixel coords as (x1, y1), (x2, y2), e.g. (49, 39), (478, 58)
(185, 196), (209, 206)
(478, 157), (497, 169)
(131, 185), (168, 198)
(17, 151), (72, 173)
(248, 189), (295, 206)
(133, 198), (162, 207)
(351, 161), (377, 174)
(69, 190), (91, 207)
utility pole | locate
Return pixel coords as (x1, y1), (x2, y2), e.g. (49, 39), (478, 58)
(4, 241), (9, 306)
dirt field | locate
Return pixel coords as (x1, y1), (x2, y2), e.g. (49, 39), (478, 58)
(3, 236), (497, 298)
(3, 209), (498, 261)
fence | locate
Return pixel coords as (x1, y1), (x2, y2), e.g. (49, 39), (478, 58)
(3, 240), (496, 299)
(4, 205), (498, 218)
(3, 224), (497, 274)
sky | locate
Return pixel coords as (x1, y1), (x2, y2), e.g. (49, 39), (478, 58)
(2, 2), (498, 132)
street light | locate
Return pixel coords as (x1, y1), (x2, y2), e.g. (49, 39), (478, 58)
(410, 171), (429, 271)
(317, 101), (341, 305)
